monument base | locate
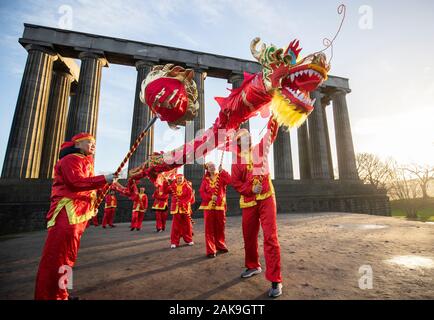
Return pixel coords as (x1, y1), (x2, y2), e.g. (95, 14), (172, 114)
(0, 178), (390, 235)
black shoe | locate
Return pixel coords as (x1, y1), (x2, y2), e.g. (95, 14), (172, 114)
(218, 248), (229, 254)
(207, 253), (217, 258)
(130, 228), (135, 231)
(110, 225), (116, 228)
(102, 225), (106, 229)
(156, 229), (161, 233)
(136, 228), (141, 231)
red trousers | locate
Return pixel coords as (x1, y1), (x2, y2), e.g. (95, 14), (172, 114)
(102, 208), (116, 227)
(170, 214), (193, 246)
(131, 211), (145, 229)
(242, 195), (282, 283)
(34, 208), (87, 300)
(155, 209), (168, 230)
(204, 209), (228, 255)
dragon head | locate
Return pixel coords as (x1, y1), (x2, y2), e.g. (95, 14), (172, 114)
(140, 64), (199, 129)
(251, 37), (330, 128)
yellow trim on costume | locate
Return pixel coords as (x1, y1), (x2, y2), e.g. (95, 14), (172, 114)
(152, 203), (168, 210)
(239, 177), (275, 208)
(134, 194), (147, 211)
(170, 203), (191, 215)
(47, 196), (97, 228)
(199, 197), (226, 211)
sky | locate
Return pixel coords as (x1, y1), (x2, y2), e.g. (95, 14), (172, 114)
(0, 0), (433, 177)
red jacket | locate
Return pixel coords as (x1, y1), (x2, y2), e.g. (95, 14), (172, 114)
(46, 153), (107, 228)
(231, 126), (278, 209)
(199, 170), (231, 211)
(129, 181), (148, 212)
(104, 194), (117, 209)
(152, 180), (170, 210)
(169, 179), (193, 214)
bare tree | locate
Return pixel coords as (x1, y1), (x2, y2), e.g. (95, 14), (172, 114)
(403, 164), (434, 199)
(388, 161), (422, 219)
(356, 153), (393, 191)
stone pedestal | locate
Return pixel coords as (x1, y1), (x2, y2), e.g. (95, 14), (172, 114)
(128, 61), (154, 172)
(1, 45), (57, 178)
(39, 70), (73, 178)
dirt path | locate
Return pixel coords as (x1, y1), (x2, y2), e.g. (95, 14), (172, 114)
(1, 213), (433, 299)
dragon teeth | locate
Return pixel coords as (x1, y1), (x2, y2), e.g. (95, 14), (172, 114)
(290, 74), (295, 82)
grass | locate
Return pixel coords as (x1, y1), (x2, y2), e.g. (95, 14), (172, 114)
(390, 198), (434, 222)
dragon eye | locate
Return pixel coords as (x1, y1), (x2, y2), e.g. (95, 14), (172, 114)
(284, 50), (297, 65)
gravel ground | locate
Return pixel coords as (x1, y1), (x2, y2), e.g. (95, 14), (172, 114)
(0, 212), (433, 300)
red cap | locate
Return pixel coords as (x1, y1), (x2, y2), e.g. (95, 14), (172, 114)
(60, 133), (95, 150)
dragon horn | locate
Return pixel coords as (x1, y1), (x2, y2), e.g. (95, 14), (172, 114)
(250, 37), (266, 61)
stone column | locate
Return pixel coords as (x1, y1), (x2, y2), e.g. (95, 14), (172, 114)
(1, 45), (57, 178)
(332, 89), (359, 180)
(66, 51), (107, 137)
(308, 90), (331, 179)
(39, 70), (73, 178)
(297, 121), (311, 179)
(229, 73), (249, 130)
(184, 68), (205, 180)
(65, 92), (77, 140)
(273, 126), (293, 179)
(321, 94), (334, 179)
(128, 60), (154, 172)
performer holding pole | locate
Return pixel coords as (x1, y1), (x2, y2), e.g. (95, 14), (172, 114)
(128, 180), (148, 231)
(199, 162), (231, 258)
(231, 118), (283, 298)
(102, 188), (117, 228)
(169, 174), (194, 248)
(113, 180), (148, 231)
(34, 133), (117, 300)
(151, 173), (172, 232)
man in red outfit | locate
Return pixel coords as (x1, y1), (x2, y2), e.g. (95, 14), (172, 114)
(169, 174), (194, 248)
(102, 189), (117, 228)
(34, 133), (117, 300)
(151, 173), (170, 232)
(231, 120), (283, 298)
(128, 180), (148, 231)
(199, 162), (231, 258)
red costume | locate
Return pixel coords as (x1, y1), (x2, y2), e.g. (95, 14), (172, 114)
(128, 180), (148, 230)
(87, 213), (99, 227)
(102, 193), (117, 228)
(231, 125), (282, 284)
(170, 175), (194, 246)
(34, 133), (107, 300)
(199, 169), (231, 256)
(152, 178), (170, 232)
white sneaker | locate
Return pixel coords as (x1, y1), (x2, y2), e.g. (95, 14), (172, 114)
(268, 282), (283, 298)
(170, 244), (176, 249)
(240, 267), (262, 278)
(187, 242), (194, 246)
